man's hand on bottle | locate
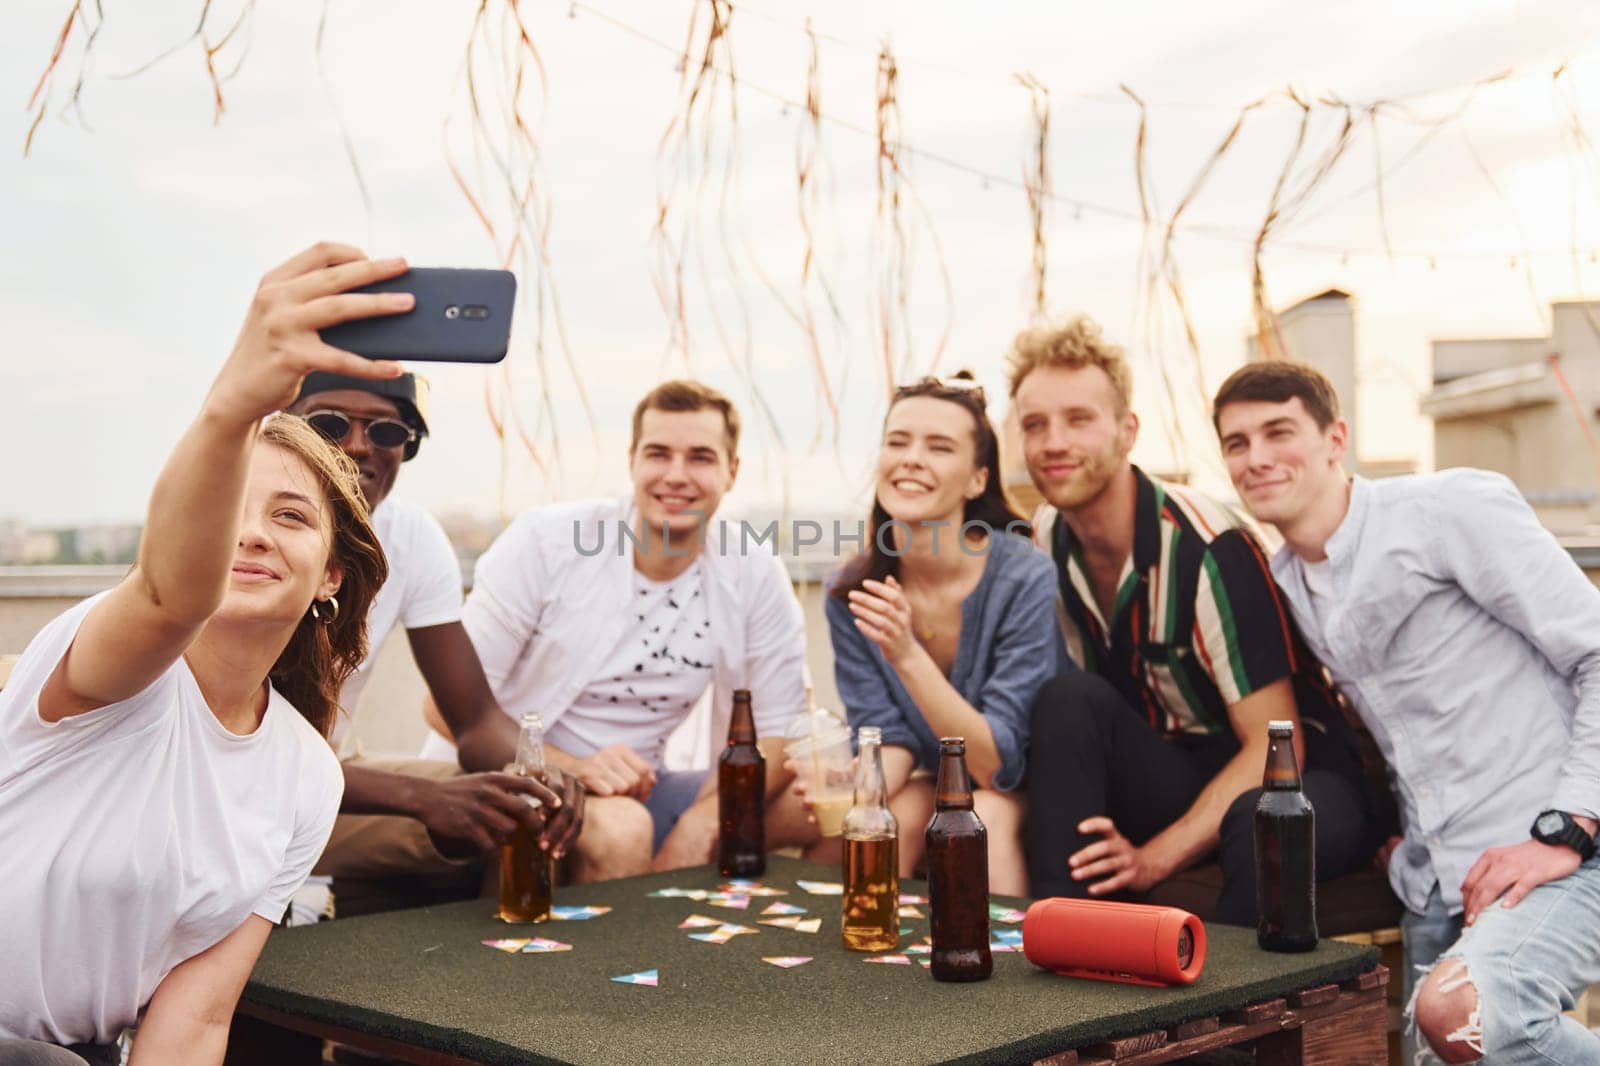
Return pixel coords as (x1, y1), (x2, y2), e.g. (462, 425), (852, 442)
(536, 769), (587, 861)
(419, 771), (563, 857)
(571, 745), (657, 800)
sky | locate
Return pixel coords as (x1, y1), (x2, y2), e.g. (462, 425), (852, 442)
(8, 0), (1600, 527)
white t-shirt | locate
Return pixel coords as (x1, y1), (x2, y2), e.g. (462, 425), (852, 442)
(548, 562), (715, 769)
(0, 595), (345, 1046)
(331, 498), (463, 750)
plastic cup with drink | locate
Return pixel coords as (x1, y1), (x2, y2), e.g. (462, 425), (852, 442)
(786, 710), (856, 837)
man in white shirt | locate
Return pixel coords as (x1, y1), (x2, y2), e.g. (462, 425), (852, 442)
(287, 373), (582, 882)
(1213, 360), (1600, 1065)
(422, 381), (814, 879)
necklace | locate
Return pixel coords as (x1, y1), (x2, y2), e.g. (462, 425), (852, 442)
(915, 619), (935, 642)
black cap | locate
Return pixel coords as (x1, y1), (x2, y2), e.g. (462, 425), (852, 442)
(296, 372), (430, 461)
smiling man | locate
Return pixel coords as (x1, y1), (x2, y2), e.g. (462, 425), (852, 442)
(1009, 316), (1375, 926)
(419, 380), (815, 877)
(285, 373), (582, 890)
(1214, 360), (1600, 1065)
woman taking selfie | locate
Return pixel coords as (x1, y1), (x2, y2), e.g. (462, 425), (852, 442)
(825, 373), (1068, 895)
(0, 244), (425, 1065)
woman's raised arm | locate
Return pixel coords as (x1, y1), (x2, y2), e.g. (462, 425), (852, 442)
(39, 243), (412, 722)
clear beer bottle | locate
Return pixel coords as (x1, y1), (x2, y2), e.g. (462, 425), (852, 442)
(842, 726), (899, 951)
(718, 689), (766, 877)
(925, 736), (992, 981)
(498, 712), (554, 923)
(1254, 720), (1317, 952)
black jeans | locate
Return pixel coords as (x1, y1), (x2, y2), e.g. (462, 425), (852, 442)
(1024, 672), (1378, 926)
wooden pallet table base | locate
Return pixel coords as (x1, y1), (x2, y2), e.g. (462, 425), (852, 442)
(1032, 966), (1390, 1066)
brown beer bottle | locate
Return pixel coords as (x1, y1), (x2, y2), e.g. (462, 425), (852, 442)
(842, 726), (899, 951)
(925, 737), (992, 981)
(1254, 720), (1317, 952)
(498, 712), (554, 923)
(718, 689), (766, 877)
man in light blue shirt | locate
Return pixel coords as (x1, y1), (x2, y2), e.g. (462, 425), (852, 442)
(1213, 360), (1600, 1065)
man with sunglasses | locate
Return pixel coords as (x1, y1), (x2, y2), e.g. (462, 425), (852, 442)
(1008, 317), (1376, 926)
(286, 372), (584, 891)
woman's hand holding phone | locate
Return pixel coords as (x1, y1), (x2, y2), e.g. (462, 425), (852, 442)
(206, 242), (414, 426)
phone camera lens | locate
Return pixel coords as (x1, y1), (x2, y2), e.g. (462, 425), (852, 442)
(444, 305), (461, 320)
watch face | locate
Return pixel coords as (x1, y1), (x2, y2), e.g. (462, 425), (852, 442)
(1537, 811), (1565, 836)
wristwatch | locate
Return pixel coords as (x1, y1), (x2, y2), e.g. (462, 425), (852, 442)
(1530, 810), (1597, 861)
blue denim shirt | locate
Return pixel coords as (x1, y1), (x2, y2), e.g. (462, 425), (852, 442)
(825, 531), (1071, 792)
(1271, 469), (1600, 915)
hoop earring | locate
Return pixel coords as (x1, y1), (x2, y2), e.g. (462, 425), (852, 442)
(310, 595), (339, 625)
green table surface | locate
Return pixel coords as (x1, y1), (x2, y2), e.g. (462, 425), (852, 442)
(244, 856), (1379, 1066)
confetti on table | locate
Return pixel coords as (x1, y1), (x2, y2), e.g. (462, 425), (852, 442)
(678, 914), (723, 929)
(762, 956), (814, 968)
(482, 938), (531, 953)
(988, 942), (1019, 954)
(718, 881), (788, 896)
(898, 893), (928, 905)
(989, 904), (1027, 923)
(994, 929), (1024, 946)
(690, 930), (736, 945)
(905, 943), (931, 955)
(520, 937), (572, 953)
(611, 969), (658, 986)
(762, 901), (807, 916)
(796, 880), (844, 895)
(865, 954), (912, 965)
(550, 905), (611, 921)
(649, 888), (708, 900)
(760, 916), (822, 933)
(707, 895), (752, 910)
(899, 926), (915, 936)
(716, 922), (757, 936)
(918, 958), (932, 969)
(897, 905), (924, 919)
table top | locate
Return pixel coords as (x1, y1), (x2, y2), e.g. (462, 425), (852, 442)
(244, 856), (1379, 1066)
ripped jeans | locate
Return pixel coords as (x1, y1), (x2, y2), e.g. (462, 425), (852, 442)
(1402, 856), (1600, 1064)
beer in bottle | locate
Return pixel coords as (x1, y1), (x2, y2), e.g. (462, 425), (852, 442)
(718, 689), (766, 877)
(1254, 720), (1317, 952)
(925, 736), (992, 981)
(842, 726), (899, 951)
(498, 712), (554, 923)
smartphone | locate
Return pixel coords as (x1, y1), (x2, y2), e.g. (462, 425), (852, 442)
(319, 267), (517, 363)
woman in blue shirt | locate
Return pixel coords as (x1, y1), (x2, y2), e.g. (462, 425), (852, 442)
(827, 373), (1068, 895)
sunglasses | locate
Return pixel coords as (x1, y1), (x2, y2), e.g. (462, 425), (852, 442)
(895, 375), (987, 404)
(303, 410), (417, 450)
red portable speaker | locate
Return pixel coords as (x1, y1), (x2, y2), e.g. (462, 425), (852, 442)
(1021, 898), (1207, 987)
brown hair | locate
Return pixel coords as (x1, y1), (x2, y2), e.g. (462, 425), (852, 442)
(629, 380), (741, 461)
(830, 373), (1030, 601)
(260, 414), (388, 738)
(1004, 314), (1133, 412)
(1211, 361), (1341, 433)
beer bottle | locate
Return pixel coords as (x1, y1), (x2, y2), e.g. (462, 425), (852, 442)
(925, 737), (992, 981)
(498, 712), (554, 923)
(718, 689), (766, 877)
(842, 726), (899, 951)
(1254, 720), (1317, 952)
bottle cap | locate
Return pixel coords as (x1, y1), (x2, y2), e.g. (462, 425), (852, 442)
(1267, 720), (1295, 737)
